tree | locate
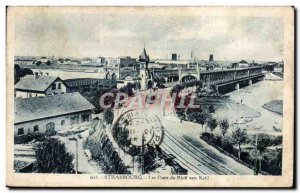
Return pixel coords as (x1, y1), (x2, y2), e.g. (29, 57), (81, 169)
(103, 108), (114, 125)
(147, 80), (153, 89)
(36, 61), (42, 66)
(208, 105), (215, 113)
(119, 82), (138, 97)
(35, 138), (74, 173)
(46, 60), (51, 66)
(204, 111), (212, 133)
(232, 127), (247, 160)
(195, 108), (208, 134)
(14, 65), (33, 84)
(14, 64), (21, 84)
(256, 133), (272, 154)
(137, 145), (159, 174)
(15, 64), (20, 72)
(207, 117), (218, 139)
(251, 133), (272, 174)
(219, 119), (229, 149)
(74, 84), (117, 113)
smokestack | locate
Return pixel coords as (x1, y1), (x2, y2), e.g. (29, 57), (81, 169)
(209, 54), (214, 62)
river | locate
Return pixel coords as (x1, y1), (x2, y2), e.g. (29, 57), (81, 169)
(216, 74), (283, 136)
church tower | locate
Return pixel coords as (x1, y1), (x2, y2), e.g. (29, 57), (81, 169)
(138, 47), (150, 90)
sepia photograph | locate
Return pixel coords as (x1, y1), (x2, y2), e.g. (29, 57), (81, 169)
(6, 6), (294, 187)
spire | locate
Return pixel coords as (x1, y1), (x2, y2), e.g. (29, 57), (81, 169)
(139, 46), (149, 62)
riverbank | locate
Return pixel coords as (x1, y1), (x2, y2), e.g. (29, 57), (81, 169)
(229, 79), (283, 136)
(262, 100), (283, 115)
(194, 95), (261, 125)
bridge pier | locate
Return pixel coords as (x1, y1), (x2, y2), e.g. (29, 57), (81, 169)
(235, 83), (240, 90)
(248, 79), (252, 85)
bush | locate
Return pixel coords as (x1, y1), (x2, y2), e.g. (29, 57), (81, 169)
(103, 108), (114, 125)
(14, 132), (46, 144)
(35, 138), (74, 173)
(223, 142), (234, 154)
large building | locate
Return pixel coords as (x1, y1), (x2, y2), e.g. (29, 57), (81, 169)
(106, 56), (137, 68)
(14, 92), (95, 137)
(15, 74), (68, 98)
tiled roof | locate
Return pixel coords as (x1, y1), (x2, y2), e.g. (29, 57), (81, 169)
(14, 92), (95, 124)
(15, 75), (59, 92)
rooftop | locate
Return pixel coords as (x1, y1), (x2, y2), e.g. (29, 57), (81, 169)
(15, 75), (62, 92)
(14, 92), (95, 124)
(239, 60), (248, 64)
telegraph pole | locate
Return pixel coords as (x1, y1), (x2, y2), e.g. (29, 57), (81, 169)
(141, 133), (145, 175)
(254, 133), (258, 175)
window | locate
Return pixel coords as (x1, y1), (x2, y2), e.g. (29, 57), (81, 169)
(81, 113), (90, 123)
(58, 83), (61, 89)
(70, 115), (79, 125)
(52, 84), (56, 90)
(61, 120), (65, 125)
(34, 125), (39, 132)
(17, 128), (24, 135)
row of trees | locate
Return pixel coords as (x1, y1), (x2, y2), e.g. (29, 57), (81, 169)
(72, 81), (141, 114)
(172, 81), (282, 175)
(177, 101), (281, 175)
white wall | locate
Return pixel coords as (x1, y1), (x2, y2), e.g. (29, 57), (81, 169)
(14, 111), (92, 136)
(45, 80), (67, 95)
(15, 91), (45, 98)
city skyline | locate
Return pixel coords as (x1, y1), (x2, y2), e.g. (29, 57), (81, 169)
(14, 9), (284, 61)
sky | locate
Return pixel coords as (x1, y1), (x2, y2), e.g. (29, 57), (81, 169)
(14, 10), (284, 61)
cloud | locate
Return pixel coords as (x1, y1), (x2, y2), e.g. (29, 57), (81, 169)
(215, 37), (283, 61)
(14, 12), (283, 61)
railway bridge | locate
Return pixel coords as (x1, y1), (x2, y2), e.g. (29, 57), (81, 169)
(145, 66), (264, 91)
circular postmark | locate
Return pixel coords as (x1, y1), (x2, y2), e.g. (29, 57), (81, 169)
(112, 110), (164, 156)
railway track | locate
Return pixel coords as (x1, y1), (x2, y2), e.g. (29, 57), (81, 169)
(160, 143), (206, 175)
(162, 128), (237, 175)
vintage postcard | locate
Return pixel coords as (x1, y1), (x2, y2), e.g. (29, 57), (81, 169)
(6, 7), (294, 187)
